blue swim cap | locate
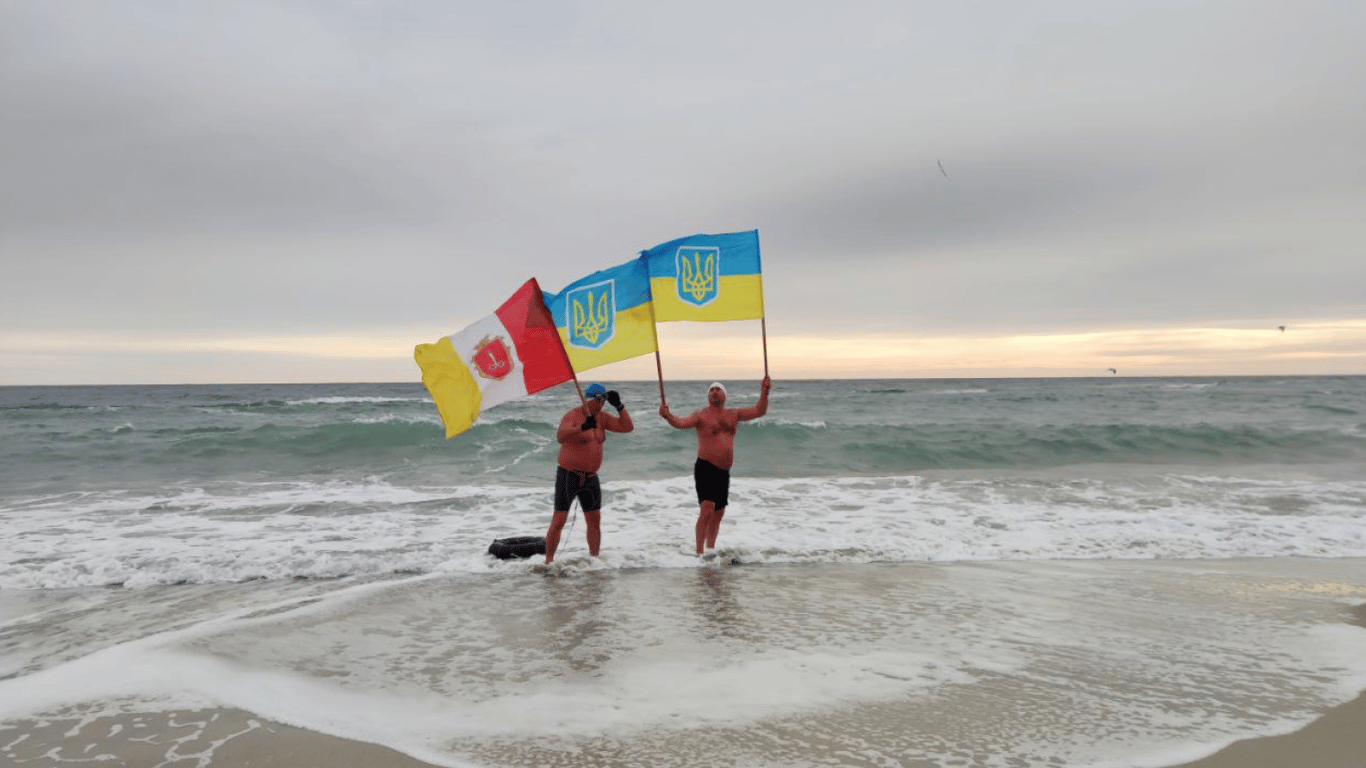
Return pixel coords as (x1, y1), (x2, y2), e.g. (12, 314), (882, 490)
(584, 383), (608, 397)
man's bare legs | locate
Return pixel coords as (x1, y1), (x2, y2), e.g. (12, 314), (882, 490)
(695, 501), (726, 554)
(706, 506), (725, 549)
(545, 510), (569, 563)
(545, 509), (603, 563)
(583, 509), (601, 557)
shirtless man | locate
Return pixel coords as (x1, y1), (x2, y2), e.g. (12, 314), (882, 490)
(658, 377), (771, 555)
(545, 383), (634, 564)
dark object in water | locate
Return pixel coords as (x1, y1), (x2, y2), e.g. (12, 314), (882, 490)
(488, 535), (547, 560)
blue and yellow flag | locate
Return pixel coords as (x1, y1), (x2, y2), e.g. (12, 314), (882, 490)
(641, 230), (764, 322)
(544, 257), (658, 373)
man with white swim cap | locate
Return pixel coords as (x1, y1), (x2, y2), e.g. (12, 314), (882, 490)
(658, 376), (771, 555)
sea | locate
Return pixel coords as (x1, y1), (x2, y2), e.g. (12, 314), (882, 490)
(2, 376), (1365, 767)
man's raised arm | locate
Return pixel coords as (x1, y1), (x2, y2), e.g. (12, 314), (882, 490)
(604, 390), (634, 433)
(737, 377), (772, 421)
(659, 403), (699, 430)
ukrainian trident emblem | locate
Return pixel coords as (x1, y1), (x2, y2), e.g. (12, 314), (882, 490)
(470, 335), (514, 380)
(567, 280), (615, 350)
(676, 246), (718, 307)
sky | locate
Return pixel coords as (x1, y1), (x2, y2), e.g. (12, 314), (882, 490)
(3, 0), (1364, 385)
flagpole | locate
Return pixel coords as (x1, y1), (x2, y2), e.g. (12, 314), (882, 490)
(570, 374), (589, 414)
(646, 270), (666, 407)
(757, 234), (768, 380)
(532, 276), (590, 414)
(761, 317), (769, 379)
(654, 350), (667, 407)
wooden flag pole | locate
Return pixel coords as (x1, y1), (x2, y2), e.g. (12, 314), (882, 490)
(648, 295), (667, 407)
(761, 317), (769, 379)
(654, 350), (667, 407)
(570, 374), (589, 414)
(533, 276), (590, 415)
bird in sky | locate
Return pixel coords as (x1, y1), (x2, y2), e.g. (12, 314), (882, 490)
(938, 159), (949, 179)
(1278, 325), (1286, 332)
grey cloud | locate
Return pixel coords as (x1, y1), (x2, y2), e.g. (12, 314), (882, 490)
(0, 66), (467, 236)
(2, 0), (1364, 382)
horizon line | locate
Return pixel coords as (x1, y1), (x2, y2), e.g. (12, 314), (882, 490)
(4, 372), (1364, 388)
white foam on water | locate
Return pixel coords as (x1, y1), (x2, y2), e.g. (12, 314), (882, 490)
(348, 412), (445, 425)
(3, 472), (1365, 589)
(767, 417), (828, 428)
(285, 396), (430, 405)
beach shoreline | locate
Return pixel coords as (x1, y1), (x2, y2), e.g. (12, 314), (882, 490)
(1169, 689), (1366, 768)
(3, 560), (1364, 768)
(6, 691), (1366, 768)
(1167, 602), (1366, 768)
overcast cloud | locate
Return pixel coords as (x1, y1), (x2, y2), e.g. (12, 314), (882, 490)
(2, 0), (1363, 383)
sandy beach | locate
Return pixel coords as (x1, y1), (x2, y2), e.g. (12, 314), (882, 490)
(4, 560), (1364, 768)
(5, 687), (1365, 768)
(1167, 603), (1366, 768)
(1173, 690), (1366, 768)
(0, 708), (439, 768)
(6, 690), (1366, 768)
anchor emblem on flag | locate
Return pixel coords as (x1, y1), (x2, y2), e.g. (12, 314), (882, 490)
(470, 335), (514, 380)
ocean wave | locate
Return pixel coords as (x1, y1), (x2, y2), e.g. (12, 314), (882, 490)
(3, 472), (1363, 589)
(766, 418), (828, 429)
(1306, 403), (1359, 416)
(7, 378), (1366, 514)
(9, 415), (1366, 485)
(286, 396), (430, 406)
(347, 413), (443, 425)
(0, 402), (101, 412)
(1163, 382), (1223, 390)
(195, 400), (293, 410)
(735, 421), (1366, 476)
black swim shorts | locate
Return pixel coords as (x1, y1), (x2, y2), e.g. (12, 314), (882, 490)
(693, 458), (730, 509)
(554, 466), (602, 512)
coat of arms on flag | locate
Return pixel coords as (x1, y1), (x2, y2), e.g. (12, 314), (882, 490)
(567, 280), (616, 350)
(470, 336), (513, 379)
(676, 246), (719, 307)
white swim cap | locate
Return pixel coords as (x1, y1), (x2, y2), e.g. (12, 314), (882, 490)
(708, 382), (727, 396)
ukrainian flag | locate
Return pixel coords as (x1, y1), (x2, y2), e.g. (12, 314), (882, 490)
(544, 257), (658, 373)
(641, 230), (764, 322)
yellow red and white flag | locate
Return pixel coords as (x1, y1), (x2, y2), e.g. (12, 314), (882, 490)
(414, 278), (573, 439)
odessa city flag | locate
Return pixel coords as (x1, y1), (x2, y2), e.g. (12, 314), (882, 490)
(544, 256), (658, 373)
(641, 230), (764, 322)
(414, 278), (573, 439)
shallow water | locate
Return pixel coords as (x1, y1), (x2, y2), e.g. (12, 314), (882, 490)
(3, 558), (1365, 768)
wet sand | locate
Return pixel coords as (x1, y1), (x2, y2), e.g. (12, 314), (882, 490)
(6, 692), (1366, 768)
(0, 709), (440, 768)
(1171, 689), (1366, 768)
(1171, 604), (1366, 768)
